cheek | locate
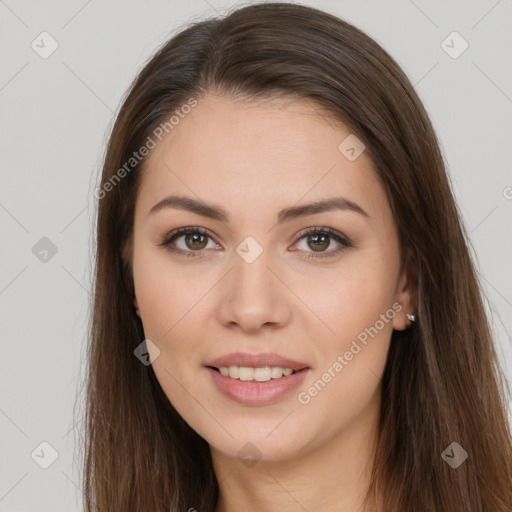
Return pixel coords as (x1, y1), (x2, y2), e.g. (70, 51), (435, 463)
(295, 282), (393, 442)
(291, 253), (395, 407)
(132, 247), (217, 394)
(290, 253), (397, 345)
(133, 245), (209, 339)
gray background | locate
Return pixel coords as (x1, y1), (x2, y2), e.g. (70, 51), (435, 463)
(1, 0), (511, 510)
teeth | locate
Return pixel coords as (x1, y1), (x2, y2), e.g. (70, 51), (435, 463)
(218, 365), (296, 381)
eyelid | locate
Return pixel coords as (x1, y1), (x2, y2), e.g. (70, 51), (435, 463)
(158, 225), (352, 258)
(294, 225), (350, 245)
(158, 226), (219, 249)
(292, 226), (352, 259)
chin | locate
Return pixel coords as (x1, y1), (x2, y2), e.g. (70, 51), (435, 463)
(194, 413), (316, 464)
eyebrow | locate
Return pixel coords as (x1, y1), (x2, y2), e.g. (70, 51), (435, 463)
(148, 194), (369, 223)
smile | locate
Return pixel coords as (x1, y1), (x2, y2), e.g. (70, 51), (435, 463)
(206, 366), (311, 406)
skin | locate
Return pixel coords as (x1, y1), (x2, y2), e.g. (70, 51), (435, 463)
(132, 93), (416, 512)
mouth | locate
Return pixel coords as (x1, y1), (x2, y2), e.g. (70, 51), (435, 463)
(205, 365), (311, 406)
(206, 365), (307, 382)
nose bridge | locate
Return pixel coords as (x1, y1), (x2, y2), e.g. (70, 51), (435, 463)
(217, 235), (291, 330)
(232, 237), (277, 303)
(234, 241), (272, 293)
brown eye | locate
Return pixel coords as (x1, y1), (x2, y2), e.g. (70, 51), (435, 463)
(306, 233), (330, 252)
(294, 227), (352, 259)
(183, 232), (208, 250)
(159, 227), (219, 257)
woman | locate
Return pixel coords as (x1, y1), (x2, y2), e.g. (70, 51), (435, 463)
(81, 2), (512, 511)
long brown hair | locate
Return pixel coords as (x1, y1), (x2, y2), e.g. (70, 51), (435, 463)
(79, 2), (512, 510)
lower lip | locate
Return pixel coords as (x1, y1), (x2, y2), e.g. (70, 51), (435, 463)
(206, 367), (311, 406)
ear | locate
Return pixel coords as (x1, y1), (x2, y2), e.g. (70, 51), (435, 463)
(133, 297), (140, 317)
(392, 250), (417, 331)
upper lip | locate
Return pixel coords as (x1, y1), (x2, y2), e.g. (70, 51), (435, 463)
(206, 352), (310, 371)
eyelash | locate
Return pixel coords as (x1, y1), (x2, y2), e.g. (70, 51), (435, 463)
(158, 226), (352, 260)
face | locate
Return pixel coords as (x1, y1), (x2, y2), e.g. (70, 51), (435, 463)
(131, 93), (414, 463)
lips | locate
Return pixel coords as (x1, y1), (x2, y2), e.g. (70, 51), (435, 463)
(205, 352), (310, 371)
(205, 352), (312, 405)
(206, 366), (311, 406)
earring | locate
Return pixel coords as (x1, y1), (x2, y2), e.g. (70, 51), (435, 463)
(406, 313), (415, 322)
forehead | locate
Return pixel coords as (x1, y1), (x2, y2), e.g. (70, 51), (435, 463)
(136, 94), (389, 222)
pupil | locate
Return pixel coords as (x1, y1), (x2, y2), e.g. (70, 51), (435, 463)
(186, 233), (206, 250)
(309, 234), (329, 252)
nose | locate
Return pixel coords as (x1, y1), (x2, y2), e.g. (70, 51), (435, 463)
(216, 245), (292, 333)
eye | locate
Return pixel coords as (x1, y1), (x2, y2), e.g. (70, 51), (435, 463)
(158, 226), (352, 260)
(158, 227), (220, 257)
(293, 227), (352, 259)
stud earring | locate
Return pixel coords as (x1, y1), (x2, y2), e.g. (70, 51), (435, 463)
(406, 313), (415, 322)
